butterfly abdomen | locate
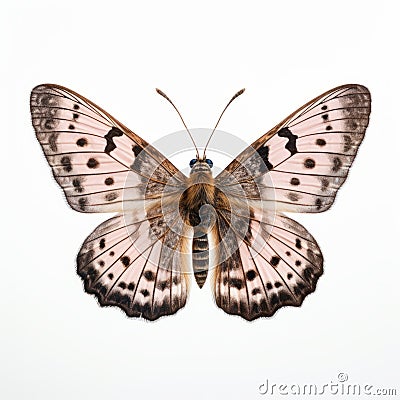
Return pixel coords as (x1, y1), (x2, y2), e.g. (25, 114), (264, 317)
(192, 232), (209, 288)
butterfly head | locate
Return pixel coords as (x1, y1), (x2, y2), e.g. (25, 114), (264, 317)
(190, 158), (213, 168)
(189, 158), (213, 174)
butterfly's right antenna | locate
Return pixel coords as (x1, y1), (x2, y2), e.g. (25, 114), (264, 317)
(156, 88), (200, 159)
(202, 88), (245, 159)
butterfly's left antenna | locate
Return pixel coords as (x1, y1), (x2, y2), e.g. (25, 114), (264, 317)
(202, 88), (245, 159)
(156, 88), (200, 159)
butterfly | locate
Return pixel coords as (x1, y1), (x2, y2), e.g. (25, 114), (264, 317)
(30, 83), (371, 321)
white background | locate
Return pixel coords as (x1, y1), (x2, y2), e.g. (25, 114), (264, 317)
(2, 1), (399, 399)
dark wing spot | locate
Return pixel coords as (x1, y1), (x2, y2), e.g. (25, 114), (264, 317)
(109, 251), (115, 256)
(287, 273), (293, 280)
(132, 145), (142, 157)
(87, 158), (99, 169)
(72, 178), (83, 193)
(131, 302), (142, 314)
(94, 282), (107, 297)
(78, 197), (87, 211)
(290, 177), (300, 186)
(321, 105), (328, 111)
(303, 267), (314, 282)
(316, 138), (326, 146)
(315, 198), (322, 210)
(108, 273), (114, 280)
(109, 292), (122, 304)
(295, 260), (301, 266)
(86, 266), (97, 281)
(98, 260), (105, 267)
(118, 282), (127, 290)
(48, 133), (58, 152)
(44, 119), (57, 129)
(73, 104), (80, 110)
(104, 127), (123, 154)
(332, 157), (342, 172)
(144, 270), (155, 281)
(266, 282), (273, 290)
(68, 124), (75, 130)
(295, 238), (302, 249)
(252, 288), (261, 295)
(60, 156), (72, 172)
(294, 282), (305, 296)
(140, 289), (150, 297)
(287, 192), (300, 202)
(260, 299), (268, 312)
(230, 278), (243, 290)
(274, 282), (282, 288)
(105, 192), (118, 202)
(279, 291), (291, 302)
(73, 113), (79, 119)
(99, 238), (105, 249)
(304, 158), (315, 169)
(322, 114), (329, 121)
(121, 256), (130, 267)
(157, 281), (169, 291)
(350, 121), (358, 130)
(256, 145), (273, 170)
(326, 125), (333, 131)
(271, 293), (279, 306)
(104, 177), (114, 186)
(270, 256), (280, 267)
(127, 282), (135, 291)
(321, 178), (329, 191)
(246, 270), (256, 281)
(286, 251), (291, 256)
(277, 127), (298, 155)
(251, 302), (260, 314)
(76, 138), (87, 147)
(343, 135), (352, 152)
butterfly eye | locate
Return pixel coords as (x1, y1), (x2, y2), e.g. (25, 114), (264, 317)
(205, 159), (213, 168)
(189, 159), (197, 168)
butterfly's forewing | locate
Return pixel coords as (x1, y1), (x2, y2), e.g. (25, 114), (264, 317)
(217, 84), (371, 212)
(31, 84), (190, 320)
(30, 84), (185, 213)
(212, 84), (370, 319)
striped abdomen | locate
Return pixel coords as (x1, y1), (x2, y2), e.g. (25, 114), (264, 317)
(192, 229), (209, 288)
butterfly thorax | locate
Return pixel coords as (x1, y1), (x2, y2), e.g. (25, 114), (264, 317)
(181, 165), (215, 223)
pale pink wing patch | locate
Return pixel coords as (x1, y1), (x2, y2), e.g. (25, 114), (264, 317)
(30, 84), (185, 213)
(77, 213), (191, 320)
(216, 84), (371, 213)
(211, 208), (323, 320)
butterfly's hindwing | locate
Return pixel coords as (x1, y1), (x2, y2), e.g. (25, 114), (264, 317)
(211, 206), (323, 320)
(77, 211), (191, 320)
